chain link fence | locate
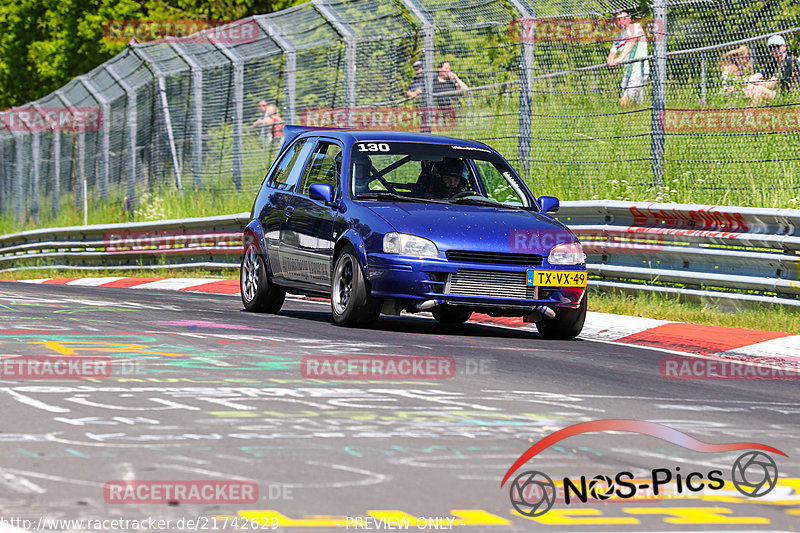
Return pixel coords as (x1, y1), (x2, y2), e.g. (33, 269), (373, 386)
(2, 0), (799, 227)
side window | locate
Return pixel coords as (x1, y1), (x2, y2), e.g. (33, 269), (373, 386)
(298, 141), (342, 197)
(474, 160), (527, 206)
(270, 138), (314, 191)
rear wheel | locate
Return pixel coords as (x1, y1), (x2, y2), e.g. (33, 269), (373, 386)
(432, 305), (472, 324)
(331, 245), (382, 327)
(240, 240), (285, 313)
(535, 294), (587, 340)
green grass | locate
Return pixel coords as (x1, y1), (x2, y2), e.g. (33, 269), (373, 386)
(588, 286), (800, 334)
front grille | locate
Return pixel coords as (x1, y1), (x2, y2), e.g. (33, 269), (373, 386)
(445, 250), (544, 266)
(447, 269), (536, 300)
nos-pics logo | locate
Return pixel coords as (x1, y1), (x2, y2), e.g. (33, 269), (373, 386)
(500, 419), (785, 517)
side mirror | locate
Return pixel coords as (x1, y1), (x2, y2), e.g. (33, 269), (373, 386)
(309, 183), (335, 204)
(538, 196), (559, 214)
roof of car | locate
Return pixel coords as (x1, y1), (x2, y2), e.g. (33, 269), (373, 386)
(283, 125), (493, 151)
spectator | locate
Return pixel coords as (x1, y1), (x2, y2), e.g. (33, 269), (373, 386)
(606, 9), (650, 106)
(719, 46), (754, 97)
(439, 61), (468, 91)
(406, 60), (424, 98)
(266, 104), (284, 142)
(253, 99), (273, 147)
(432, 61), (461, 109)
(745, 35), (800, 103)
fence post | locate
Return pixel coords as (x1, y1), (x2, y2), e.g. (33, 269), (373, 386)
(54, 89), (85, 217)
(0, 130), (5, 215)
(12, 130), (25, 221)
(78, 77), (110, 200)
(132, 45), (183, 190)
(52, 127), (60, 219)
(106, 61), (138, 212)
(170, 41), (204, 190)
(312, 0), (356, 110)
(700, 53), (707, 103)
(398, 0), (435, 131)
(650, 0), (667, 186)
(254, 16), (297, 125)
(30, 131), (40, 223)
(508, 0), (534, 171)
(206, 30), (243, 191)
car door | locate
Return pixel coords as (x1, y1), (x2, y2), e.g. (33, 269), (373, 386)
(280, 139), (342, 286)
(257, 136), (316, 281)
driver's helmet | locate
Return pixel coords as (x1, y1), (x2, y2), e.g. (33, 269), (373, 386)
(432, 158), (468, 197)
(351, 153), (373, 195)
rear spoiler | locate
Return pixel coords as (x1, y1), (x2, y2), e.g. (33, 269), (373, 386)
(278, 124), (352, 153)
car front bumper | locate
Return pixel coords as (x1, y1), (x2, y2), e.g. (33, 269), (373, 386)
(365, 252), (586, 309)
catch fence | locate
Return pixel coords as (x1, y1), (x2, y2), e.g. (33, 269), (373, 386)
(1, 0), (799, 227)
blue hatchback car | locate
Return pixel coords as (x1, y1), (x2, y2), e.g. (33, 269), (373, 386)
(241, 126), (587, 338)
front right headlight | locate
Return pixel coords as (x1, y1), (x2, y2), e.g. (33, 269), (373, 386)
(548, 242), (586, 265)
(383, 232), (439, 258)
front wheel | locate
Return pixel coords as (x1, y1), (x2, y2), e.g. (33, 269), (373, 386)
(331, 246), (382, 327)
(535, 294), (587, 340)
(240, 240), (285, 313)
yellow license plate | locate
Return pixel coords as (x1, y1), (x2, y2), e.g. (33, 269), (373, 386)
(527, 270), (587, 287)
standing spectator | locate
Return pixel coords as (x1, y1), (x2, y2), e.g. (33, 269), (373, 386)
(253, 99), (273, 147)
(432, 61), (461, 109)
(266, 104), (284, 143)
(406, 60), (424, 98)
(439, 61), (468, 91)
(606, 9), (650, 106)
(745, 35), (800, 103)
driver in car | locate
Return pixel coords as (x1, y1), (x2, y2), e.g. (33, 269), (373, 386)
(425, 158), (470, 198)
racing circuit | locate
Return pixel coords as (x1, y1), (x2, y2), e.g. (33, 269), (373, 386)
(0, 280), (798, 531)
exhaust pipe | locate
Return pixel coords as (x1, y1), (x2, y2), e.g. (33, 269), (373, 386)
(534, 305), (556, 319)
(415, 299), (443, 311)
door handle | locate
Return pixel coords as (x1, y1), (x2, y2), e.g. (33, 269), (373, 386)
(284, 206), (294, 218)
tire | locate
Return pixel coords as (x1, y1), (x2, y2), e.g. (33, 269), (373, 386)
(535, 294), (587, 340)
(432, 305), (473, 324)
(331, 245), (382, 327)
(240, 240), (285, 313)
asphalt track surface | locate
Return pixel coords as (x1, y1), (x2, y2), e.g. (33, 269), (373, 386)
(0, 281), (798, 532)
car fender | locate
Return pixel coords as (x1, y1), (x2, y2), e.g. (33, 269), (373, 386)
(243, 219), (266, 255)
(333, 229), (368, 271)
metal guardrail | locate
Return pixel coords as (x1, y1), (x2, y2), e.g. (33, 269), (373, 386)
(1, 201), (798, 308)
(554, 200), (800, 308)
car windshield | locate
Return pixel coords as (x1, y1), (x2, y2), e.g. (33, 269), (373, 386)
(350, 141), (532, 208)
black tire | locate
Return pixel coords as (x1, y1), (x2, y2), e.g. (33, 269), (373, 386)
(240, 240), (285, 313)
(432, 305), (473, 324)
(331, 245), (382, 327)
(535, 294), (587, 339)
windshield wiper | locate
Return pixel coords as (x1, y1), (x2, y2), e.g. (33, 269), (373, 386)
(357, 192), (448, 204)
(446, 197), (521, 209)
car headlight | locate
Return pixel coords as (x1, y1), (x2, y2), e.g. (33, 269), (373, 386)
(548, 242), (586, 265)
(383, 232), (439, 258)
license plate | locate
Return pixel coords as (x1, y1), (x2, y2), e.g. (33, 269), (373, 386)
(527, 270), (587, 287)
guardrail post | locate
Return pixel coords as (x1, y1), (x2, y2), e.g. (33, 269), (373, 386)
(170, 41), (204, 190)
(132, 45), (183, 190)
(507, 0), (534, 171)
(206, 30), (243, 191)
(312, 0), (356, 110)
(397, 0), (435, 131)
(254, 16), (298, 125)
(78, 76), (111, 199)
(106, 61), (139, 212)
(650, 0), (667, 186)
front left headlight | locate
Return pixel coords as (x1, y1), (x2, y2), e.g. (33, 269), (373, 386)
(383, 232), (439, 258)
(548, 242), (586, 265)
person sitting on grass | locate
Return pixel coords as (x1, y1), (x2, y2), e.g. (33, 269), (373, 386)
(745, 35), (800, 103)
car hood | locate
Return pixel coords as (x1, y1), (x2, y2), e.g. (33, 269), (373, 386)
(365, 202), (575, 254)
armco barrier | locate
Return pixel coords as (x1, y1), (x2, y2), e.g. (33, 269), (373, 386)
(1, 202), (798, 307)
